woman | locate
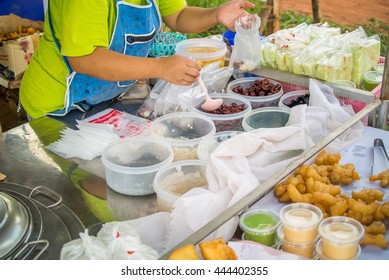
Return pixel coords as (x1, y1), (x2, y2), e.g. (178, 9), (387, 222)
(19, 0), (255, 119)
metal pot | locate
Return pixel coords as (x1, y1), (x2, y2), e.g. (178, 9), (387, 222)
(0, 192), (31, 259)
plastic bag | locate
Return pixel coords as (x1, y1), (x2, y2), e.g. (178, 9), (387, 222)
(60, 222), (160, 260)
(229, 14), (262, 73)
(136, 64), (233, 119)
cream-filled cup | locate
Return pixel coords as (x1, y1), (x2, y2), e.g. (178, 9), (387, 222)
(279, 203), (323, 243)
(277, 226), (317, 259)
(315, 239), (361, 260)
(318, 216), (364, 260)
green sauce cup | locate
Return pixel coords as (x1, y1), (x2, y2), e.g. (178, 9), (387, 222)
(239, 209), (281, 246)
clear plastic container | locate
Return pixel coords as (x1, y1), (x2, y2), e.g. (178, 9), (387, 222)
(278, 90), (310, 109)
(363, 71), (383, 91)
(330, 80), (357, 88)
(374, 63), (384, 74)
(315, 239), (361, 260)
(190, 93), (252, 132)
(318, 216), (364, 260)
(279, 203), (323, 244)
(227, 77), (283, 109)
(175, 38), (227, 68)
(101, 137), (174, 195)
(150, 112), (216, 161)
(277, 226), (317, 259)
(153, 160), (208, 212)
(242, 107), (290, 131)
(239, 209), (281, 247)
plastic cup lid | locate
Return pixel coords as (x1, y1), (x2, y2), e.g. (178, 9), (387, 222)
(364, 71), (383, 84)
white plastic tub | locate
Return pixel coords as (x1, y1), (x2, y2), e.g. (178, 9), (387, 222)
(102, 137), (173, 196)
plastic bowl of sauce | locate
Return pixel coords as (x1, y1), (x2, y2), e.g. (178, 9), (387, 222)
(279, 203), (323, 243)
(239, 209), (281, 247)
(277, 226), (317, 259)
(318, 216), (364, 260)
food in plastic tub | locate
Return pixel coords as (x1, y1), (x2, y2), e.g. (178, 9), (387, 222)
(150, 112), (216, 161)
(197, 130), (242, 161)
(101, 137), (173, 196)
(363, 70), (383, 91)
(190, 93), (252, 132)
(374, 63), (384, 74)
(278, 90), (310, 109)
(153, 160), (208, 212)
(239, 209), (281, 247)
(277, 226), (317, 259)
(175, 38), (227, 68)
(279, 203), (323, 243)
(227, 77), (283, 109)
(318, 216), (364, 260)
(315, 239), (361, 260)
(242, 107), (290, 131)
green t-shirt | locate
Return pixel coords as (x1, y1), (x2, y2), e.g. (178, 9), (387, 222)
(20, 0), (186, 119)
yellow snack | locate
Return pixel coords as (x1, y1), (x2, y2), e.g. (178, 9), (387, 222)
(364, 221), (386, 235)
(169, 244), (200, 260)
(313, 180), (341, 196)
(369, 169), (389, 188)
(199, 238), (237, 260)
(329, 197), (348, 216)
(274, 182), (288, 197)
(329, 163), (360, 185)
(315, 150), (341, 166)
(311, 191), (337, 206)
(304, 166), (329, 184)
(352, 188), (384, 204)
(360, 233), (388, 249)
(279, 192), (291, 203)
(287, 184), (312, 203)
(348, 199), (380, 216)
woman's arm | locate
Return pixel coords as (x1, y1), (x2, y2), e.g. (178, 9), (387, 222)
(67, 47), (201, 85)
(163, 0), (255, 33)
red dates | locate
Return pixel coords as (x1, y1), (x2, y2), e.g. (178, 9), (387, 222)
(202, 103), (246, 115)
(232, 78), (281, 97)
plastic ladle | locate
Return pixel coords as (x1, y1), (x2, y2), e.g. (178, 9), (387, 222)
(198, 76), (223, 112)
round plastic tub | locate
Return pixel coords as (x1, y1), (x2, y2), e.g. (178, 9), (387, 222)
(279, 203), (323, 244)
(278, 90), (310, 109)
(363, 71), (383, 91)
(153, 160), (208, 212)
(239, 209), (281, 247)
(102, 137), (174, 196)
(242, 107), (290, 131)
(277, 226), (318, 259)
(190, 93), (252, 132)
(175, 38), (227, 68)
(318, 216), (364, 260)
(150, 112), (216, 161)
(227, 77), (283, 109)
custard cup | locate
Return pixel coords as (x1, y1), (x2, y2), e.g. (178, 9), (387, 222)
(277, 226), (317, 259)
(279, 203), (323, 243)
(318, 216), (364, 260)
(239, 209), (281, 247)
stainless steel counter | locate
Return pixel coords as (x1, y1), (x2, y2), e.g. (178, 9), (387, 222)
(0, 100), (158, 231)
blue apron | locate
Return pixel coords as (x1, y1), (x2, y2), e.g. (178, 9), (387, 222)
(48, 0), (161, 116)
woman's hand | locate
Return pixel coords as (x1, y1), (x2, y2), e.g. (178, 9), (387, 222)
(216, 0), (256, 31)
(156, 55), (201, 86)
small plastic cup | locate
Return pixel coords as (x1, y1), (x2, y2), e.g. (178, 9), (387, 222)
(363, 71), (383, 91)
(315, 239), (361, 260)
(330, 80), (357, 88)
(318, 216), (364, 260)
(239, 209), (281, 247)
(374, 63), (384, 74)
(277, 226), (317, 259)
(279, 203), (323, 244)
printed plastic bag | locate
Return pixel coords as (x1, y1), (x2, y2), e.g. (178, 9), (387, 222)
(229, 14), (262, 73)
